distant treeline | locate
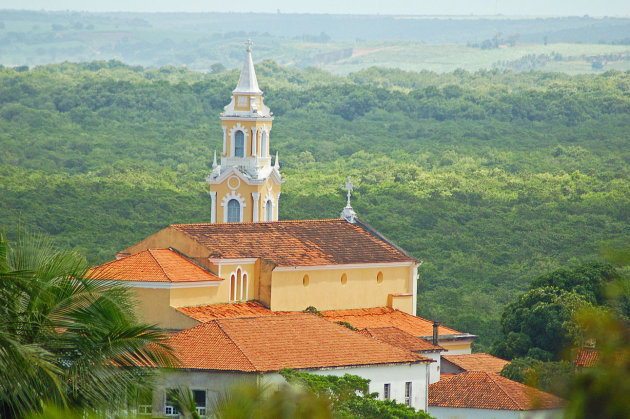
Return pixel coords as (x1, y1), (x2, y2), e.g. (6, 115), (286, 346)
(1, 61), (629, 350)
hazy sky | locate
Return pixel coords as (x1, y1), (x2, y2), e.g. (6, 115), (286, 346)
(3, 0), (629, 17)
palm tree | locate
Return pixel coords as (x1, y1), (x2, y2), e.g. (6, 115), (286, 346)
(0, 229), (176, 417)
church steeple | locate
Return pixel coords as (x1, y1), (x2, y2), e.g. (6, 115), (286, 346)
(206, 41), (283, 224)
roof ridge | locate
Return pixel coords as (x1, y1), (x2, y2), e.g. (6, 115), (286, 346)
(147, 248), (171, 282)
(171, 218), (345, 227)
(486, 372), (523, 410)
(214, 320), (258, 371)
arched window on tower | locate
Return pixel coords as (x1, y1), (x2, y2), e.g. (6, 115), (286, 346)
(265, 199), (273, 221)
(234, 130), (245, 157)
(261, 131), (268, 157)
(227, 199), (241, 222)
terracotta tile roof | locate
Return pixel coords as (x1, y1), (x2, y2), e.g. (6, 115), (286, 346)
(88, 249), (221, 283)
(175, 301), (275, 322)
(574, 348), (599, 368)
(171, 219), (415, 267)
(442, 353), (510, 374)
(321, 307), (462, 337)
(429, 372), (565, 411)
(167, 313), (431, 372)
(360, 327), (442, 352)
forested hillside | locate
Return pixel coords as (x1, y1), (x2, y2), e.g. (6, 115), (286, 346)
(1, 61), (629, 348)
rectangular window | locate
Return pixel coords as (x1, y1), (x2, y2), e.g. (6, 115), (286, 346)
(383, 383), (391, 400)
(193, 390), (207, 417)
(164, 391), (178, 416)
(405, 382), (412, 406)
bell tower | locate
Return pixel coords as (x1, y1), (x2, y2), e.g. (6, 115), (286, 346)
(206, 40), (283, 223)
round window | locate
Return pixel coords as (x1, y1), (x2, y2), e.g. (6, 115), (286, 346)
(377, 272), (384, 284)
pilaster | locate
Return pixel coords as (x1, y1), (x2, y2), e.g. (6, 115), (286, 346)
(252, 192), (261, 222)
(210, 191), (217, 223)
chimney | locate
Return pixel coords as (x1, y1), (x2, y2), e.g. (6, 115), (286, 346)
(432, 321), (439, 346)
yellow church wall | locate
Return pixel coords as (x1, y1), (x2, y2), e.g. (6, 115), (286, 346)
(128, 287), (199, 330)
(269, 264), (413, 313)
(221, 119), (272, 158)
(211, 176), (281, 223)
(388, 293), (414, 313)
(169, 285), (224, 308)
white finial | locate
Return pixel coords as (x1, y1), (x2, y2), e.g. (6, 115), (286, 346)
(212, 150), (217, 169)
(274, 151), (279, 169)
(340, 176), (357, 223)
(245, 39), (254, 53)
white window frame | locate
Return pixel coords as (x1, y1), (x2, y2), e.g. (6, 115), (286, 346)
(234, 130), (245, 158)
(383, 383), (391, 400)
(405, 382), (412, 407)
(164, 392), (178, 417)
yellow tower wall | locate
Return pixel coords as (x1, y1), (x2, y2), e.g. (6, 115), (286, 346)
(211, 176), (281, 223)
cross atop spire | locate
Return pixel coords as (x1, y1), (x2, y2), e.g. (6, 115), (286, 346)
(245, 39), (254, 52)
(343, 176), (354, 207)
(340, 176), (357, 223)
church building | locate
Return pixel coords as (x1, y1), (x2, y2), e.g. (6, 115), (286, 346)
(89, 42), (482, 415)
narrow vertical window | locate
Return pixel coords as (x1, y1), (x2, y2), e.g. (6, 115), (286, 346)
(227, 199), (241, 222)
(265, 199), (273, 221)
(237, 269), (243, 301)
(405, 382), (412, 406)
(242, 273), (248, 300)
(193, 390), (206, 417)
(383, 383), (391, 400)
(234, 130), (245, 157)
(230, 274), (236, 301)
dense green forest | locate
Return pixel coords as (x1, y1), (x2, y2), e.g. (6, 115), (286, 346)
(1, 61), (629, 348)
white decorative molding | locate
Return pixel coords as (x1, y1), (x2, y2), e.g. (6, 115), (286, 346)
(210, 191), (217, 223)
(228, 123), (249, 157)
(228, 265), (249, 301)
(275, 192), (281, 221)
(220, 191), (246, 223)
(252, 192), (260, 222)
(260, 129), (268, 157)
(208, 257), (258, 265)
(227, 176), (241, 191)
(273, 261), (414, 272)
(251, 127), (258, 156)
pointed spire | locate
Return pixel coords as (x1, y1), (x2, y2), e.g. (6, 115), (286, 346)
(212, 150), (218, 169)
(274, 151), (279, 169)
(233, 39), (262, 95)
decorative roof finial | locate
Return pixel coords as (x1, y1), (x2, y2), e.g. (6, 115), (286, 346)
(274, 151), (279, 169)
(340, 176), (357, 223)
(245, 39), (253, 53)
(212, 150), (218, 169)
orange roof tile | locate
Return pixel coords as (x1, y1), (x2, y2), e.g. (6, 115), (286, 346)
(167, 313), (431, 372)
(88, 249), (221, 283)
(175, 301), (275, 322)
(442, 353), (509, 374)
(170, 219), (415, 267)
(429, 372), (565, 411)
(360, 327), (442, 352)
(574, 348), (599, 368)
(321, 307), (462, 337)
